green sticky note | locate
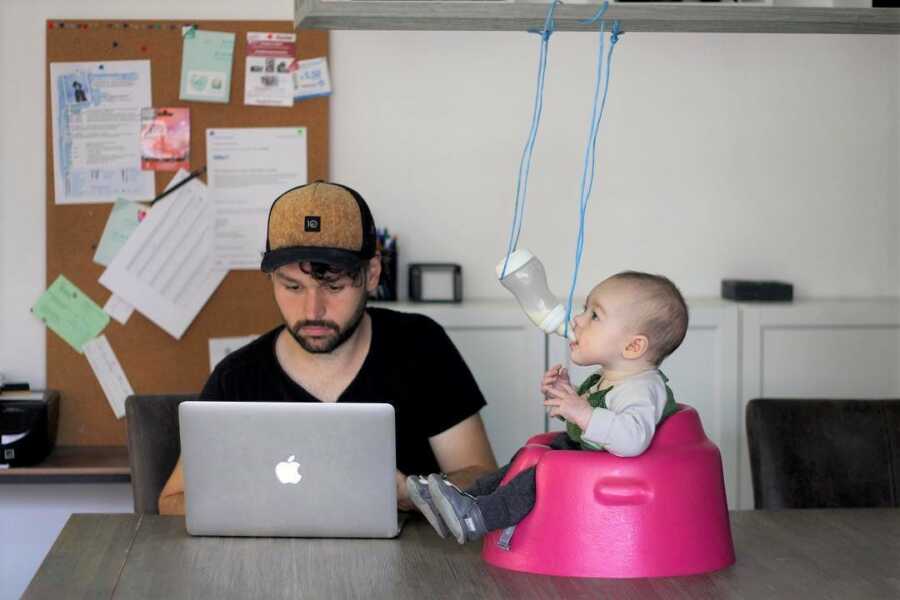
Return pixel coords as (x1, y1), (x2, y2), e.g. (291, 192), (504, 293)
(179, 30), (236, 103)
(93, 200), (146, 267)
(32, 275), (110, 354)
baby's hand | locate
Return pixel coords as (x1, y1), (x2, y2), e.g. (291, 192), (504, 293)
(543, 380), (593, 431)
(541, 364), (572, 398)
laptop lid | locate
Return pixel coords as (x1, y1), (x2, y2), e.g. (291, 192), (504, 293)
(179, 401), (398, 538)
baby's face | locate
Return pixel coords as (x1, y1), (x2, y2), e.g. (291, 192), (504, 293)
(568, 279), (644, 368)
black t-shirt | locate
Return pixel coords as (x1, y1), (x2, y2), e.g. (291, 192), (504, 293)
(201, 307), (487, 476)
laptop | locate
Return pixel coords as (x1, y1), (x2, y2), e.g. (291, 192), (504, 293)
(179, 401), (401, 538)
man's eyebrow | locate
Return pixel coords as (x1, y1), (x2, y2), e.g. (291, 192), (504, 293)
(274, 271), (300, 284)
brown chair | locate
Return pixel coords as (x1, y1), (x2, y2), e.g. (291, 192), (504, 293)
(125, 394), (196, 514)
(746, 398), (900, 509)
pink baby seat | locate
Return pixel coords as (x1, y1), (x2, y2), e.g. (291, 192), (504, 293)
(481, 405), (735, 578)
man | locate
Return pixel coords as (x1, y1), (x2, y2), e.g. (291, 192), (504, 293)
(159, 181), (497, 515)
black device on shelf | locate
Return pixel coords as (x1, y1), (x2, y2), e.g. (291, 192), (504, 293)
(408, 263), (463, 303)
(0, 390), (59, 467)
(721, 279), (793, 302)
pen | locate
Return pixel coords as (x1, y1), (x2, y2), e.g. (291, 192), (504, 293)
(149, 166), (206, 207)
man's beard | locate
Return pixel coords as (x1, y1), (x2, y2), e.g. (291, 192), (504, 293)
(286, 298), (367, 354)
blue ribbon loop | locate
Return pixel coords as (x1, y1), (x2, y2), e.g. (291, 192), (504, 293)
(501, 0), (561, 279)
(563, 10), (623, 338)
(502, 0), (624, 320)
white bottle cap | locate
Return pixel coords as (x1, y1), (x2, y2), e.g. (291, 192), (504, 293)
(538, 304), (566, 335)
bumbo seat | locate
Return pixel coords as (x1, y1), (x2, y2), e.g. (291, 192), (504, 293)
(481, 405), (735, 578)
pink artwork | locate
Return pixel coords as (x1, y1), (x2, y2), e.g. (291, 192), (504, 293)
(140, 107), (190, 171)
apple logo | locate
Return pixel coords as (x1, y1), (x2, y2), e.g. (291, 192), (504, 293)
(275, 455), (302, 485)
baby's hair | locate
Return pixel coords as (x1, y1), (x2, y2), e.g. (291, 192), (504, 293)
(608, 271), (688, 366)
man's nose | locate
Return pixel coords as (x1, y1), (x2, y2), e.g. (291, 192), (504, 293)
(304, 288), (327, 321)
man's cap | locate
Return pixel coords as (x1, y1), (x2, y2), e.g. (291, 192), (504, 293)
(261, 181), (377, 273)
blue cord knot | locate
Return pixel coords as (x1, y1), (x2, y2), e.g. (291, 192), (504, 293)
(611, 21), (622, 45)
(528, 0), (560, 41)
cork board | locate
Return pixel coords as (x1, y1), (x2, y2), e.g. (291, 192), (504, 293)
(46, 20), (328, 445)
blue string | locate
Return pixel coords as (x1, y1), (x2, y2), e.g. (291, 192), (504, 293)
(564, 18), (622, 338)
(501, 0), (559, 279)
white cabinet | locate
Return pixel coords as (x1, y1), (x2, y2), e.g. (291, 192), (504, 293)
(375, 301), (545, 465)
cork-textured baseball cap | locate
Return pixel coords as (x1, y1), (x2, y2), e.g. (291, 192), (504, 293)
(261, 181), (377, 273)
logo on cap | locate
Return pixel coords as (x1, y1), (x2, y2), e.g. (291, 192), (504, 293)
(304, 216), (321, 232)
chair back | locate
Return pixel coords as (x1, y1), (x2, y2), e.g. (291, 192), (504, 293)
(125, 394), (196, 514)
(746, 398), (900, 509)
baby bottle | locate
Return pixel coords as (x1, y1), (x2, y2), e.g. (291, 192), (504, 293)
(496, 249), (575, 341)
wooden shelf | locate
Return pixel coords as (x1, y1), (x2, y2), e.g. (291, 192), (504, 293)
(295, 2), (900, 35)
(0, 446), (130, 483)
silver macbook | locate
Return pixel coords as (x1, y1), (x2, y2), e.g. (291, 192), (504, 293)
(179, 401), (400, 538)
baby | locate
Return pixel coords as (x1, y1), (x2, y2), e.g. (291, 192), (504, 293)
(407, 271), (689, 544)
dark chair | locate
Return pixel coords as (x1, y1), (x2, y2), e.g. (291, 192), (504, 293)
(125, 394), (196, 514)
(746, 398), (900, 509)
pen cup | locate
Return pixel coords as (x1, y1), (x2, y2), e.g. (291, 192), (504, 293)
(373, 243), (398, 301)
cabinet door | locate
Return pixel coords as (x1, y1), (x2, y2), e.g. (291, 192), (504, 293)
(444, 326), (546, 465)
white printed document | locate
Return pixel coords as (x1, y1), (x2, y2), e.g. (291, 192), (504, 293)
(207, 127), (308, 270)
(99, 170), (228, 339)
(50, 61), (155, 204)
(83, 335), (134, 419)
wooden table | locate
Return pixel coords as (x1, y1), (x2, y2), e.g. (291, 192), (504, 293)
(23, 509), (900, 599)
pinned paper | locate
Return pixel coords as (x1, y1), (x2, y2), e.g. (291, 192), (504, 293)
(292, 57), (332, 101)
(245, 32), (296, 107)
(99, 169), (227, 339)
(180, 30), (235, 103)
(93, 200), (148, 267)
(103, 294), (135, 325)
(140, 108), (190, 171)
(207, 127), (307, 270)
(209, 335), (259, 372)
(83, 335), (134, 419)
(31, 275), (109, 353)
(50, 60), (154, 204)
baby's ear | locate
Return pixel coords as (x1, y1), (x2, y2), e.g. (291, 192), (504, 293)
(623, 335), (649, 360)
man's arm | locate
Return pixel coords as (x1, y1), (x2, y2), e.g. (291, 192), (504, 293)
(158, 456), (185, 515)
(429, 413), (497, 490)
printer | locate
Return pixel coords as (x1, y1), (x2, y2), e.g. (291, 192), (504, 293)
(0, 390), (59, 467)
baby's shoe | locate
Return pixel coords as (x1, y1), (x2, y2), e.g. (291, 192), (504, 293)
(406, 475), (449, 539)
(427, 474), (487, 544)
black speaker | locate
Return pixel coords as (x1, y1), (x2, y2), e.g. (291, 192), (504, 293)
(721, 279), (793, 302)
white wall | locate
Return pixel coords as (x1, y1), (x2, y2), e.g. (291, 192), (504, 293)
(1, 0), (898, 387)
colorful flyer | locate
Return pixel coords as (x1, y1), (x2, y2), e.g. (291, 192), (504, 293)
(49, 60), (155, 204)
(244, 32), (296, 107)
(179, 28), (235, 104)
(140, 108), (190, 171)
(292, 57), (333, 101)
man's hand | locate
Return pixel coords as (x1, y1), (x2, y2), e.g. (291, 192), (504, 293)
(543, 380), (593, 431)
(396, 470), (415, 512)
(541, 364), (571, 398)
